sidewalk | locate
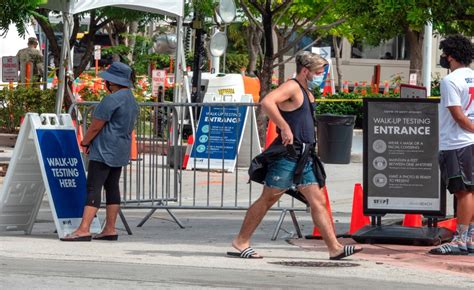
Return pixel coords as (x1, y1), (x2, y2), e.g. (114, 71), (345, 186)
(0, 132), (471, 288)
(0, 208), (472, 288)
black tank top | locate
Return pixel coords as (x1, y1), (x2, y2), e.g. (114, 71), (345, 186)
(278, 79), (316, 144)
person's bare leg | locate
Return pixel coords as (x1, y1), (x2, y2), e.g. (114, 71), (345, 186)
(471, 192), (474, 223)
(470, 192), (474, 246)
(455, 191), (472, 226)
(469, 191), (474, 237)
(299, 184), (361, 257)
(232, 186), (284, 255)
(99, 204), (120, 235)
(71, 205), (99, 236)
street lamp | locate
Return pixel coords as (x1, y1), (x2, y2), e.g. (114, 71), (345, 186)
(191, 0), (236, 102)
(154, 34), (177, 55)
(211, 0), (236, 74)
(217, 0), (236, 24)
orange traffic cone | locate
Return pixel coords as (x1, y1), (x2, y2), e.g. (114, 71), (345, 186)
(72, 120), (84, 152)
(322, 75), (332, 96)
(130, 130), (138, 160)
(383, 81), (390, 95)
(25, 62), (31, 87)
(52, 75), (58, 87)
(182, 135), (194, 169)
(438, 218), (457, 232)
(265, 120), (278, 150)
(370, 81), (379, 94)
(349, 183), (371, 234)
(394, 84), (400, 94)
(342, 80), (349, 93)
(361, 81), (367, 96)
(353, 82), (359, 94)
(93, 78), (103, 92)
(402, 214), (422, 227)
(309, 186), (335, 238)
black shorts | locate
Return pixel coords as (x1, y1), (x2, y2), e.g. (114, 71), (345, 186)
(439, 143), (474, 194)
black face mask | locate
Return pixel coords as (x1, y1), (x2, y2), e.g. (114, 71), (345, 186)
(105, 81), (112, 93)
(440, 55), (450, 69)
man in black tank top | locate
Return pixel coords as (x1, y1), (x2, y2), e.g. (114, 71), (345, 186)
(228, 52), (362, 260)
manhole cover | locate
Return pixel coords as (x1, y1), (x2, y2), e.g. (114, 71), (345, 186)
(269, 261), (360, 268)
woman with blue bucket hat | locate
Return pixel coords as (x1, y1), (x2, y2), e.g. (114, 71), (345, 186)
(61, 62), (139, 241)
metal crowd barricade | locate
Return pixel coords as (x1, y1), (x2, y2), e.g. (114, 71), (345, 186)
(69, 101), (307, 239)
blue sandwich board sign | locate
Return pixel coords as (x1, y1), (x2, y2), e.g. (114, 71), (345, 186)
(0, 113), (101, 238)
(188, 94), (260, 172)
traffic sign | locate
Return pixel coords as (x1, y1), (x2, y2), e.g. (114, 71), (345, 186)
(152, 70), (167, 97)
(94, 45), (101, 60)
(312, 46), (331, 60)
(2, 56), (18, 82)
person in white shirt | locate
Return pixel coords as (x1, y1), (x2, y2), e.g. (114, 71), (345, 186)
(430, 35), (474, 255)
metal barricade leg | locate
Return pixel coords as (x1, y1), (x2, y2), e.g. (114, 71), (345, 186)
(289, 210), (303, 238)
(119, 209), (133, 235)
(166, 209), (185, 229)
(136, 208), (185, 229)
(137, 209), (157, 227)
(271, 209), (288, 241)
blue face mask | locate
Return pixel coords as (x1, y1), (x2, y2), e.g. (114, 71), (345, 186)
(308, 75), (324, 91)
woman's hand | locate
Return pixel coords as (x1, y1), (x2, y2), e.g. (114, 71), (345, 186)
(80, 143), (90, 154)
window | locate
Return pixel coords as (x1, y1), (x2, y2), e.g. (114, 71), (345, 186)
(351, 35), (409, 60)
(287, 33), (341, 58)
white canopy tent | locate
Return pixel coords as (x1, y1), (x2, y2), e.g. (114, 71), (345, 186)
(39, 0), (186, 113)
(41, 0), (184, 18)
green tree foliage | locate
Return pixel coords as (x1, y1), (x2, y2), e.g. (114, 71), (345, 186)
(224, 53), (249, 73)
(315, 92), (400, 128)
(0, 1), (162, 78)
(338, 0), (473, 83)
(430, 1), (473, 35)
(0, 0), (46, 36)
(0, 86), (56, 132)
(239, 0), (345, 98)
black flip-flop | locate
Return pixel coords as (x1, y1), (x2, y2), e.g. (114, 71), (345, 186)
(60, 234), (92, 242)
(93, 234), (118, 241)
(330, 245), (362, 260)
(227, 247), (263, 259)
(429, 244), (468, 255)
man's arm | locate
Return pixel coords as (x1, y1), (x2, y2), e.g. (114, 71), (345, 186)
(33, 50), (44, 76)
(448, 106), (474, 133)
(81, 118), (106, 146)
(260, 81), (296, 145)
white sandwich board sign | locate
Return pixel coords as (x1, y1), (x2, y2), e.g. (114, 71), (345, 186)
(187, 94), (261, 172)
(0, 113), (101, 238)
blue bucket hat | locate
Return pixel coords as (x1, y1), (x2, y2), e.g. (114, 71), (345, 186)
(99, 62), (134, 88)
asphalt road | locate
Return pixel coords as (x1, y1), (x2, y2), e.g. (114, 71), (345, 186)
(0, 257), (462, 289)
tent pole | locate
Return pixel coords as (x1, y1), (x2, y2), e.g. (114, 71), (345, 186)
(172, 16), (184, 143)
(422, 13), (432, 96)
(173, 16), (183, 104)
(55, 12), (73, 114)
